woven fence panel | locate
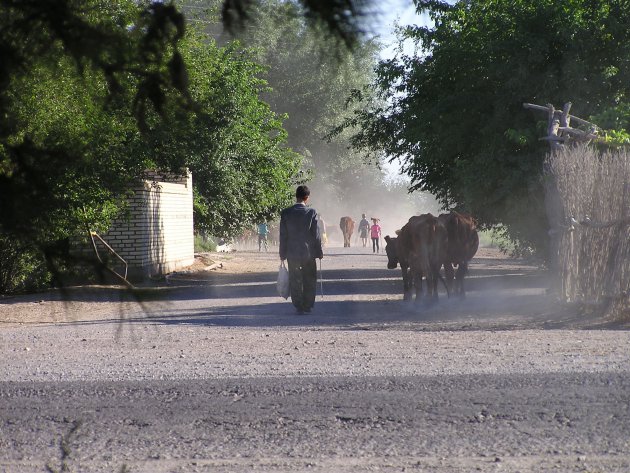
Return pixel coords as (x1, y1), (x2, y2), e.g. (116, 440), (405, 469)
(546, 145), (630, 317)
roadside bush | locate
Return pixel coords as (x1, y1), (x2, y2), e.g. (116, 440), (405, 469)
(0, 235), (51, 294)
(478, 228), (516, 253)
(194, 234), (217, 253)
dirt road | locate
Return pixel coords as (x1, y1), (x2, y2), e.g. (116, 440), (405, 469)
(1, 246), (630, 472)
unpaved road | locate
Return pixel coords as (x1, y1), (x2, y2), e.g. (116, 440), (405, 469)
(1, 246), (630, 473)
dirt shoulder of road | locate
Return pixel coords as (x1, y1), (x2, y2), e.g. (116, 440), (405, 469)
(169, 250), (279, 277)
(0, 249), (279, 326)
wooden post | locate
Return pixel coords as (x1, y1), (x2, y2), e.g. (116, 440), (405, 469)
(560, 102), (572, 128)
(547, 103), (561, 151)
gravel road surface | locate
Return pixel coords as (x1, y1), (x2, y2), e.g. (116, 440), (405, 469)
(1, 246), (629, 472)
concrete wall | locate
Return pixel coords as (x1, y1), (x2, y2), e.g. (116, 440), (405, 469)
(98, 171), (194, 280)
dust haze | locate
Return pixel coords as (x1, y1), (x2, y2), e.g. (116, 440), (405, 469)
(306, 171), (440, 246)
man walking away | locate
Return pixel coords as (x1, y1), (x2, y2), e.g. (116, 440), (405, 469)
(358, 213), (370, 247)
(279, 185), (324, 314)
(257, 222), (269, 252)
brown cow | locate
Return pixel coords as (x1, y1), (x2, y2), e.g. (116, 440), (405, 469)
(385, 213), (448, 303)
(384, 234), (416, 301)
(438, 211), (479, 297)
(339, 216), (355, 247)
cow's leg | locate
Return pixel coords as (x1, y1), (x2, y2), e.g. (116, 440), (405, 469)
(423, 271), (434, 304)
(430, 264), (441, 302)
(401, 265), (412, 301)
(413, 271), (423, 303)
(444, 262), (455, 294)
(455, 261), (468, 297)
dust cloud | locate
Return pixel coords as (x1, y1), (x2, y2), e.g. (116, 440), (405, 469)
(306, 172), (440, 247)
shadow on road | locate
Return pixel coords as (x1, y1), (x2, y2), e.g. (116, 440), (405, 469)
(4, 251), (628, 331)
(23, 263), (546, 302)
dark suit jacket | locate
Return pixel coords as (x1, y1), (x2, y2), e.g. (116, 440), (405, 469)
(279, 203), (323, 261)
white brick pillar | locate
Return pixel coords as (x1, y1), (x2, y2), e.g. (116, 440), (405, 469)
(100, 170), (194, 280)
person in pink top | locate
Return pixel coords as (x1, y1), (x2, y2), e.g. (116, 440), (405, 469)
(370, 218), (382, 253)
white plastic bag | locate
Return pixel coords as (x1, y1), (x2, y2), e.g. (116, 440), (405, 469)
(276, 261), (290, 299)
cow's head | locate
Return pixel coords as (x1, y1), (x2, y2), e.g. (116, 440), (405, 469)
(384, 235), (398, 269)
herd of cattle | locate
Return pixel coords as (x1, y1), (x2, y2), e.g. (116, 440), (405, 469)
(337, 212), (478, 303)
(384, 212), (479, 303)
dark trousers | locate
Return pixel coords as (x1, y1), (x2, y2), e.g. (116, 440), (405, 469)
(287, 258), (317, 311)
(372, 237), (379, 252)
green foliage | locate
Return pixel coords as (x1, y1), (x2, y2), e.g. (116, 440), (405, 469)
(150, 29), (303, 236)
(225, 0), (384, 196)
(218, 0), (377, 50)
(0, 0), (190, 266)
(0, 0), (304, 290)
(343, 0), (630, 258)
(601, 129), (630, 146)
(478, 228), (517, 254)
(179, 0), (391, 220)
(591, 103), (630, 146)
(194, 234), (217, 252)
(0, 236), (50, 294)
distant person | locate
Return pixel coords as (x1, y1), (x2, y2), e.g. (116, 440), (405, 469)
(257, 222), (269, 252)
(279, 185), (324, 314)
(370, 218), (382, 253)
(358, 213), (370, 247)
(318, 215), (328, 247)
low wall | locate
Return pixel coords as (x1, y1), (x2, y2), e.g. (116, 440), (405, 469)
(98, 171), (194, 280)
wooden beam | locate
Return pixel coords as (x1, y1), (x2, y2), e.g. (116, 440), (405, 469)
(557, 126), (599, 140)
(523, 102), (600, 130)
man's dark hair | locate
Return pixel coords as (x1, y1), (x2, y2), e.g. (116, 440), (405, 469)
(296, 185), (310, 201)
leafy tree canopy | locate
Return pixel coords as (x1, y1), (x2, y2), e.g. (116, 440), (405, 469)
(219, 0), (379, 49)
(0, 0), (188, 248)
(203, 0), (391, 214)
(0, 0), (301, 288)
(159, 31), (303, 236)
(341, 0), (630, 256)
